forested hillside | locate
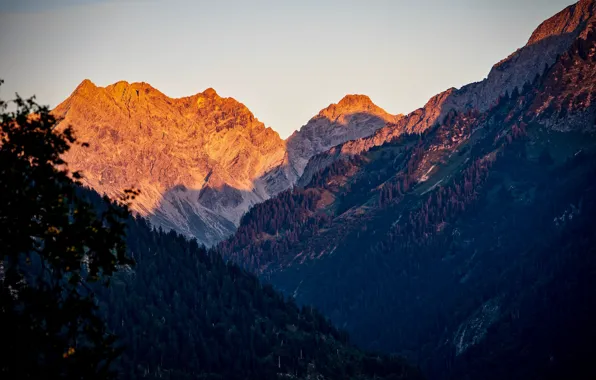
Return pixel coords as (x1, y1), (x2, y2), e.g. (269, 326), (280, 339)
(218, 20), (596, 379)
(81, 190), (422, 380)
(0, 80), (423, 380)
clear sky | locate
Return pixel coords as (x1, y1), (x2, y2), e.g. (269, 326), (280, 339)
(0, 0), (576, 138)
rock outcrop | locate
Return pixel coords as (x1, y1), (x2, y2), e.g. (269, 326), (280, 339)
(265, 94), (402, 190)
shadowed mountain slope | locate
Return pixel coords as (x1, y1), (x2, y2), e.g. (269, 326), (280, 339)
(219, 2), (596, 378)
(72, 189), (423, 380)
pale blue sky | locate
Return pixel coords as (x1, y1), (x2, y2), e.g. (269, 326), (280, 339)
(0, 0), (575, 138)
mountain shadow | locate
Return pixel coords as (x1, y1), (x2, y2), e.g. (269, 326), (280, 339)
(148, 112), (392, 246)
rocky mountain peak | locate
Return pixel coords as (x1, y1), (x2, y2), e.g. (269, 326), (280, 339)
(55, 80), (286, 246)
(202, 87), (219, 98)
(68, 78), (101, 100)
(192, 87), (256, 124)
(281, 95), (402, 184)
(76, 78), (97, 90)
(527, 0), (596, 46)
(317, 94), (393, 121)
(336, 94), (375, 108)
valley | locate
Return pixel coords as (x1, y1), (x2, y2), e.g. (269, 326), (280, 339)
(10, 0), (595, 378)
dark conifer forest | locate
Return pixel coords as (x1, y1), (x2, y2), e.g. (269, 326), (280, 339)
(84, 190), (422, 380)
(218, 27), (596, 379)
(0, 87), (422, 379)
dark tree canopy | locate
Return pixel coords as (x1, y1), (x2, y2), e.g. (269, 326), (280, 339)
(0, 84), (135, 379)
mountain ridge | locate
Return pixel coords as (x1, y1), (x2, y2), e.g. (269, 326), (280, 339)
(218, 2), (596, 378)
(55, 79), (396, 246)
(55, 0), (596, 248)
(54, 79), (287, 245)
(298, 0), (596, 185)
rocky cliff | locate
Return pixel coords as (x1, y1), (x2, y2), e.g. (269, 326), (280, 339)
(55, 81), (285, 245)
(55, 82), (394, 245)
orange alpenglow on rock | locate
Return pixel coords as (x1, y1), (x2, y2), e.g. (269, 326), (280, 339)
(54, 80), (394, 246)
(54, 0), (596, 247)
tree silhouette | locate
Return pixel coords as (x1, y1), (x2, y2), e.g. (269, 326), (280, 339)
(0, 82), (136, 379)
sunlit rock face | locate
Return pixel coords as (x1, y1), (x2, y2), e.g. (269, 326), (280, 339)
(57, 1), (596, 247)
(286, 95), (402, 179)
(55, 81), (285, 246)
(55, 81), (394, 245)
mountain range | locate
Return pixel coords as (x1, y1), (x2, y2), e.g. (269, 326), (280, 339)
(53, 0), (596, 379)
(54, 82), (400, 246)
(55, 1), (596, 249)
(218, 0), (596, 378)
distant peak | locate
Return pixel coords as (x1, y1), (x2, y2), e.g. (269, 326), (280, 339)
(69, 79), (100, 99)
(103, 80), (159, 91)
(78, 78), (95, 87)
(337, 94), (375, 107)
(319, 94), (383, 117)
(310, 93), (397, 126)
(75, 78), (98, 91)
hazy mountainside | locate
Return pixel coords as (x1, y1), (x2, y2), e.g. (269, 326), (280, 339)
(80, 190), (423, 380)
(55, 83), (395, 246)
(220, 2), (596, 378)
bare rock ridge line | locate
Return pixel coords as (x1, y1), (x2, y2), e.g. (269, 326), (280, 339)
(56, 0), (595, 246)
(528, 0), (596, 45)
(54, 80), (395, 246)
(55, 80), (287, 246)
(217, 1), (596, 375)
(299, 0), (596, 185)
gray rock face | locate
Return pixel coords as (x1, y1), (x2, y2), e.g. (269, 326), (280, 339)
(264, 95), (402, 190)
(286, 95), (401, 180)
(299, 0), (596, 185)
